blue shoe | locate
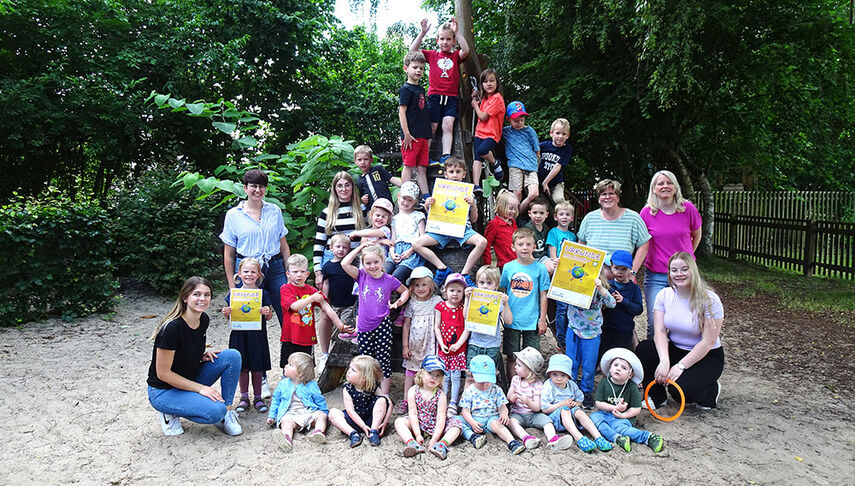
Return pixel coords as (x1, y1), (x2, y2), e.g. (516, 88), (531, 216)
(473, 184), (483, 195)
(429, 159), (442, 168)
(464, 274), (476, 288)
(368, 428), (381, 446)
(491, 160), (504, 182)
(594, 436), (613, 451)
(576, 436), (596, 453)
(439, 154), (451, 164)
(434, 267), (452, 287)
(349, 431), (363, 448)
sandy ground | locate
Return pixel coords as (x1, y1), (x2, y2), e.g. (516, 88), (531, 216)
(1, 286), (853, 485)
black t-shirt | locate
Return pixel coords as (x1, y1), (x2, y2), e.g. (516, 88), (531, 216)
(322, 260), (358, 308)
(357, 165), (394, 207)
(399, 82), (432, 140)
(538, 140), (574, 188)
(147, 314), (209, 389)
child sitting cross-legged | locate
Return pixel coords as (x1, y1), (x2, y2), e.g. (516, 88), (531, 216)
(394, 355), (450, 459)
(328, 355), (394, 448)
(540, 354), (613, 453)
(266, 352), (328, 452)
(591, 348), (664, 453)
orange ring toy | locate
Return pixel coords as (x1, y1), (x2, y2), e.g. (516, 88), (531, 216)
(644, 379), (685, 422)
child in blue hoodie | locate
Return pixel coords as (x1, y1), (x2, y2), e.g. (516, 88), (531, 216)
(266, 352), (329, 452)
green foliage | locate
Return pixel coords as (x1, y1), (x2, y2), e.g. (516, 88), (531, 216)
(110, 170), (222, 294)
(149, 91), (355, 260)
(0, 191), (119, 324)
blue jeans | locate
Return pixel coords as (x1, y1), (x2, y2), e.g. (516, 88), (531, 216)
(565, 333), (600, 393)
(236, 255), (288, 325)
(444, 370), (463, 407)
(555, 301), (569, 347)
(590, 411), (650, 444)
(147, 349), (241, 424)
(643, 271), (669, 340)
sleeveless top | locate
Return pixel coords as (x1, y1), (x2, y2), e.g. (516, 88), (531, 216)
(414, 386), (440, 434)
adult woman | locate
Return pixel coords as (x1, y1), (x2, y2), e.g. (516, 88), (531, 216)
(636, 253), (724, 410)
(640, 170), (702, 338)
(577, 179), (650, 276)
(147, 277), (243, 436)
(220, 169), (290, 323)
(312, 171), (365, 364)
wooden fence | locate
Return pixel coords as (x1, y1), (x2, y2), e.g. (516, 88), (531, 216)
(705, 191), (855, 220)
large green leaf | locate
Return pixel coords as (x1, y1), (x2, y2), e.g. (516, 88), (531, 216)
(212, 122), (236, 134)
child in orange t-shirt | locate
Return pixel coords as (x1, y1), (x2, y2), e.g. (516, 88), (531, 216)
(471, 68), (506, 193)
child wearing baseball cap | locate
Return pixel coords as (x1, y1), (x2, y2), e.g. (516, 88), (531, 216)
(503, 101), (541, 214)
(600, 249), (643, 362)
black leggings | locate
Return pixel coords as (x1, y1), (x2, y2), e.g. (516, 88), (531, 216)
(636, 340), (725, 408)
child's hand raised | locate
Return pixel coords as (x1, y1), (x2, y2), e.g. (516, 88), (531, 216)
(361, 194), (369, 205)
(463, 195), (473, 205)
(425, 197), (436, 207)
(449, 17), (458, 33)
(420, 18), (430, 35)
(221, 306), (231, 317)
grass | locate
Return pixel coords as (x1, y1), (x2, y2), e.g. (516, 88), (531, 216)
(697, 255), (855, 324)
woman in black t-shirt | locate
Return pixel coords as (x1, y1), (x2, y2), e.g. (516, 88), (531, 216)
(147, 277), (243, 436)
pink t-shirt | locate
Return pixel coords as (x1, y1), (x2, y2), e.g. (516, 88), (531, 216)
(508, 375), (544, 414)
(640, 201), (702, 273)
(653, 287), (723, 351)
(423, 49), (460, 96)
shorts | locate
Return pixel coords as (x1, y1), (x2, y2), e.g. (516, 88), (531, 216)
(425, 226), (478, 249)
(427, 94), (459, 123)
(458, 414), (502, 435)
(509, 167), (539, 191)
(344, 395), (391, 429)
(548, 406), (583, 432)
(510, 411), (552, 429)
(467, 345), (502, 370)
(402, 137), (430, 167)
(280, 341), (313, 369)
(393, 241), (423, 269)
(473, 137), (498, 162)
(503, 328), (541, 355)
(281, 409), (325, 430)
(330, 304), (356, 331)
(549, 182), (566, 204)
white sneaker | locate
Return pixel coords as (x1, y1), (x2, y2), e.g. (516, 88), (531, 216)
(215, 409), (243, 436)
(261, 375), (271, 399)
(316, 353), (329, 377)
(696, 382), (721, 410)
(157, 411), (184, 436)
(642, 397), (666, 410)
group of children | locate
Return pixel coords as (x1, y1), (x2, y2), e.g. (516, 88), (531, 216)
(214, 18), (664, 457)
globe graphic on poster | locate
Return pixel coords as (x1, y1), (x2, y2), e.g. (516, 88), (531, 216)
(444, 199), (456, 211)
(240, 304), (252, 313)
(479, 305), (490, 315)
(570, 266), (586, 279)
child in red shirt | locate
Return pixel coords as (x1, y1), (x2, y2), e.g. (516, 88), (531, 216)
(483, 190), (520, 269)
(279, 254), (343, 375)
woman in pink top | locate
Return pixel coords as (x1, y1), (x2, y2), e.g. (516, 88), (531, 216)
(639, 170), (702, 339)
(636, 252), (724, 410)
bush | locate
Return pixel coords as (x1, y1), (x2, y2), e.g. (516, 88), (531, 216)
(0, 191), (120, 324)
(111, 170), (222, 294)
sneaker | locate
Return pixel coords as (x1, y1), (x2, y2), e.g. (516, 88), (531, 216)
(508, 439), (525, 455)
(523, 435), (541, 450)
(157, 411), (184, 436)
(696, 382), (721, 410)
(647, 434), (665, 453)
(261, 375), (271, 399)
(433, 267), (452, 287)
(447, 403), (458, 417)
(215, 409), (243, 436)
(429, 159), (442, 168)
(582, 392), (594, 409)
(463, 274), (476, 288)
(307, 429), (326, 443)
(349, 431), (363, 448)
(439, 154), (451, 164)
(615, 435), (631, 452)
(368, 428), (382, 446)
(403, 441), (419, 458)
(594, 436), (613, 452)
(491, 160), (504, 182)
(576, 436), (596, 453)
(547, 435), (574, 451)
(273, 429), (293, 452)
(316, 353), (329, 377)
(394, 401), (409, 415)
(469, 433), (487, 449)
(473, 185), (483, 195)
(429, 441), (448, 460)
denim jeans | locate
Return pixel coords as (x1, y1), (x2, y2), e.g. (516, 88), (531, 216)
(555, 301), (569, 347)
(643, 271), (669, 339)
(565, 333), (600, 393)
(236, 255), (288, 326)
(148, 349), (241, 424)
(590, 411), (650, 444)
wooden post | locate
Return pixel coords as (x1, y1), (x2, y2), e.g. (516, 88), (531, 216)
(728, 214), (737, 260)
(804, 220), (817, 277)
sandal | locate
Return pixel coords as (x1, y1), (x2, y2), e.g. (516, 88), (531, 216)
(235, 397), (250, 413)
(254, 398), (268, 413)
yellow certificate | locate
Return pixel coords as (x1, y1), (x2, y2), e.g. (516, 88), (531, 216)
(229, 288), (263, 331)
(547, 240), (607, 308)
(464, 288), (503, 335)
(425, 178), (473, 238)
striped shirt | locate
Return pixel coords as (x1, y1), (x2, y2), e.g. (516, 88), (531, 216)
(220, 201), (288, 261)
(577, 208), (651, 255)
(313, 204), (361, 271)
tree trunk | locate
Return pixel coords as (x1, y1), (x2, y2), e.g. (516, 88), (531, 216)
(663, 145), (714, 256)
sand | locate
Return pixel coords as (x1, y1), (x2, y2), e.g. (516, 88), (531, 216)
(1, 286), (853, 485)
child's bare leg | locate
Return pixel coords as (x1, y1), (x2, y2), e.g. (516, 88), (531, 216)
(370, 397), (390, 430)
(413, 234), (447, 269)
(441, 116), (454, 155)
(560, 409), (583, 440)
(416, 166), (429, 195)
(506, 417), (529, 440)
(328, 408), (356, 435)
(473, 158), (483, 187)
(380, 376), (391, 395)
(506, 355), (516, 384)
(520, 183), (539, 214)
(543, 423), (558, 440)
(461, 234), (487, 275)
(431, 122), (439, 140)
(574, 409), (603, 439)
(490, 420), (515, 443)
(440, 426), (462, 444)
(316, 313), (332, 354)
(312, 413), (328, 433)
(402, 165), (414, 185)
(394, 417), (415, 443)
(402, 374), (415, 406)
(279, 417), (297, 438)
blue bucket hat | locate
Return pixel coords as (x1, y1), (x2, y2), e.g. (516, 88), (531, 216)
(421, 354), (446, 374)
(546, 354), (574, 377)
(469, 355), (496, 383)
